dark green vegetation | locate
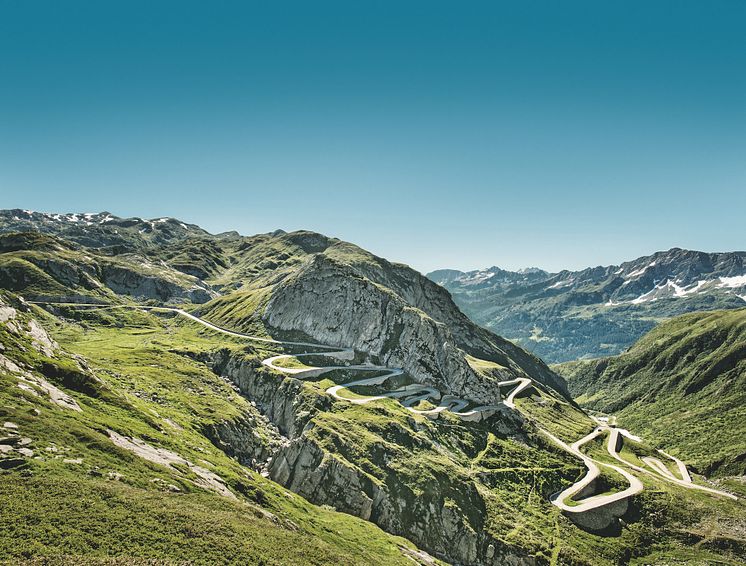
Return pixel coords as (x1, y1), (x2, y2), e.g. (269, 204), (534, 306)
(1, 210), (745, 565)
(556, 309), (746, 481)
(428, 249), (746, 363)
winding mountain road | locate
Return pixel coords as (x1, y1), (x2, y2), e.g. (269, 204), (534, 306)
(33, 301), (739, 518)
(543, 427), (644, 513)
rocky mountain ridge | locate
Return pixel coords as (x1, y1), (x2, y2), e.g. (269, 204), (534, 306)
(428, 248), (746, 362)
(0, 209), (219, 250)
(2, 210), (745, 565)
(0, 209), (568, 412)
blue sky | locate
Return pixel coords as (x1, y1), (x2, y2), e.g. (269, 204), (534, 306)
(1, 1), (744, 273)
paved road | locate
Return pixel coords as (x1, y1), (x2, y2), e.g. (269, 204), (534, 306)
(541, 427), (644, 513)
(34, 301), (739, 513)
(498, 377), (533, 409)
(36, 302), (501, 419)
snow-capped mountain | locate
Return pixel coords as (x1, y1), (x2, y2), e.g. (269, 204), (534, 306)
(428, 248), (746, 362)
(0, 209), (213, 250)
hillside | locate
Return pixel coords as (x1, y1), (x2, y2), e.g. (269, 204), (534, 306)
(0, 211), (568, 404)
(555, 309), (746, 478)
(0, 291), (427, 564)
(4, 292), (744, 565)
(1, 211), (745, 565)
(198, 230), (568, 403)
(428, 248), (746, 363)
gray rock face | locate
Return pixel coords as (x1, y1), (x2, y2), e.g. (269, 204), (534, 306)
(199, 348), (535, 566)
(100, 264), (215, 303)
(566, 498), (629, 532)
(270, 438), (378, 521)
(202, 410), (285, 471)
(202, 349), (327, 438)
(264, 255), (566, 404)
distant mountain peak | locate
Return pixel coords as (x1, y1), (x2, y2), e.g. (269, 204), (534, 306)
(430, 248), (746, 363)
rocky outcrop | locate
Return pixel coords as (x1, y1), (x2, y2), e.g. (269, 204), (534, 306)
(264, 255), (565, 405)
(200, 349), (329, 438)
(265, 433), (537, 565)
(100, 264), (214, 303)
(347, 254), (567, 396)
(202, 408), (287, 471)
(566, 498), (629, 533)
(197, 348), (534, 566)
(270, 438), (381, 520)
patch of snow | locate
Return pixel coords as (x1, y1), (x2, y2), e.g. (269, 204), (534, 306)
(718, 274), (746, 288)
(179, 222), (188, 230)
(630, 277), (718, 304)
(669, 280), (688, 298)
(684, 279), (709, 295)
(463, 271), (495, 285)
(548, 278), (574, 289)
(626, 260), (657, 279)
(631, 287), (658, 304)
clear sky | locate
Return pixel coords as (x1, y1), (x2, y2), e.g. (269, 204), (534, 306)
(1, 1), (744, 274)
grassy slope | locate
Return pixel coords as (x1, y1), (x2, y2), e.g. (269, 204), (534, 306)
(302, 364), (746, 565)
(2, 220), (745, 565)
(2, 300), (744, 564)
(555, 309), (746, 477)
(0, 232), (207, 303)
(0, 298), (422, 565)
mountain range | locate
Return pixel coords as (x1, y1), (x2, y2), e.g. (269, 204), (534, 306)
(0, 209), (744, 565)
(428, 249), (746, 363)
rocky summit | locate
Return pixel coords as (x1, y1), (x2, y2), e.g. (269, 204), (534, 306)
(0, 210), (744, 566)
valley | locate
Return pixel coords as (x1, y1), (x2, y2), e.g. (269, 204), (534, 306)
(429, 249), (746, 363)
(4, 2), (745, 564)
(0, 210), (744, 565)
